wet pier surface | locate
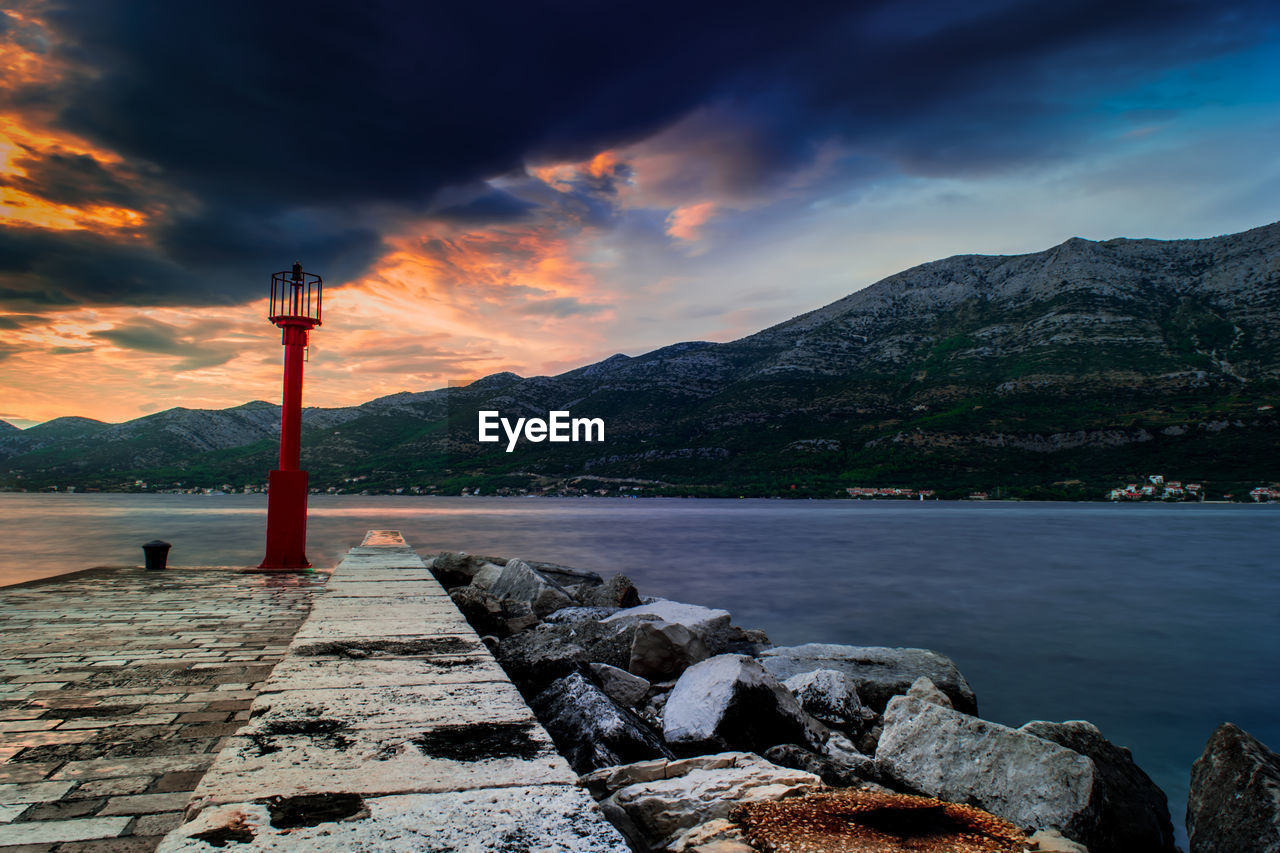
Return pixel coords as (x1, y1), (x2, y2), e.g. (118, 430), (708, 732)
(0, 532), (626, 852)
(0, 566), (325, 851)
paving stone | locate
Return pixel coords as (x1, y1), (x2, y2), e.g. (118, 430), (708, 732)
(0, 721), (59, 734)
(0, 815), (131, 844)
(0, 781), (75, 805)
(99, 792), (191, 815)
(16, 796), (106, 821)
(0, 803), (29, 823)
(0, 764), (57, 785)
(49, 836), (163, 852)
(132, 810), (184, 836)
(68, 777), (154, 799)
(150, 771), (204, 794)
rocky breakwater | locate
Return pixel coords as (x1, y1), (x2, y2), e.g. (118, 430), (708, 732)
(431, 551), (1181, 853)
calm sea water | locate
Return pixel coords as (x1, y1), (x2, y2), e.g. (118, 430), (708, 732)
(2, 493), (1276, 842)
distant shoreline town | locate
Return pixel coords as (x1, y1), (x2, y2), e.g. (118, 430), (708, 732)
(8, 473), (1280, 503)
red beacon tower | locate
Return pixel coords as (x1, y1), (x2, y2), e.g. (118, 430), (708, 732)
(259, 261), (322, 569)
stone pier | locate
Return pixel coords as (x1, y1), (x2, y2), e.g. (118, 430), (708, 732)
(0, 532), (627, 852)
(158, 531), (627, 851)
(0, 563), (324, 850)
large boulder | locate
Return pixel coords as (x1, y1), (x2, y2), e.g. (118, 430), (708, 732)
(581, 752), (820, 851)
(523, 559), (604, 590)
(589, 663), (651, 707)
(629, 621), (711, 681)
(783, 668), (871, 731)
(877, 696), (1096, 842)
(606, 600), (734, 652)
(495, 620), (638, 693)
(1187, 722), (1280, 853)
(489, 558), (576, 617)
(448, 586), (507, 637)
(531, 671), (673, 773)
(663, 654), (827, 755)
(580, 574), (642, 609)
(1021, 719), (1176, 853)
(760, 643), (978, 714)
(432, 551), (497, 588)
(878, 697), (1176, 853)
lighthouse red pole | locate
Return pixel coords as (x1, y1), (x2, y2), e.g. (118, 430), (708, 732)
(260, 262), (321, 570)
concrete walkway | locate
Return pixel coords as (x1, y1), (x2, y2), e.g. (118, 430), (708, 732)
(0, 565), (325, 851)
(159, 531), (628, 852)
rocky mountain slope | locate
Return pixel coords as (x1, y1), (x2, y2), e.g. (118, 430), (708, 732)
(4, 222), (1278, 497)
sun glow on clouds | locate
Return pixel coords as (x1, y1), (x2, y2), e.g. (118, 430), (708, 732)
(0, 117), (149, 235)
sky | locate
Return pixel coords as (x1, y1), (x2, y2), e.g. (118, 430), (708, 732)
(1, 0), (1278, 428)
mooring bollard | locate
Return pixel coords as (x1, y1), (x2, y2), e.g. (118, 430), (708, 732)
(142, 540), (171, 571)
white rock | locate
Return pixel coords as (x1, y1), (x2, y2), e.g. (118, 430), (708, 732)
(784, 668), (868, 728)
(605, 599), (732, 639)
(664, 655), (826, 754)
(597, 752), (820, 850)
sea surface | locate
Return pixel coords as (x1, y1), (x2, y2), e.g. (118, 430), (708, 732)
(2, 493), (1277, 843)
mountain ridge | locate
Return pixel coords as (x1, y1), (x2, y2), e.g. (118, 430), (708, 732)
(4, 222), (1278, 497)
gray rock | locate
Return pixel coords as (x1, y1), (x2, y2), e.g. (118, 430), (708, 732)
(663, 654), (827, 754)
(543, 606), (621, 624)
(606, 600), (734, 652)
(448, 586), (507, 637)
(1187, 722), (1280, 853)
(495, 620), (638, 693)
(760, 643), (978, 714)
(581, 752), (820, 851)
(469, 561), (505, 591)
(589, 663), (651, 707)
(531, 672), (674, 773)
(820, 731), (879, 780)
(432, 550), (491, 588)
(783, 668), (870, 730)
(580, 574), (642, 609)
(764, 742), (879, 789)
(905, 674), (953, 709)
(629, 621), (710, 681)
(523, 559), (604, 590)
(1021, 719), (1176, 853)
(876, 696), (1096, 841)
(490, 559), (575, 618)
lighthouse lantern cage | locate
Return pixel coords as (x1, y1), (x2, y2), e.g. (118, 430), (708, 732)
(268, 268), (323, 326)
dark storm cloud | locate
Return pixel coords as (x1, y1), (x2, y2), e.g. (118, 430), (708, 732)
(431, 190), (538, 225)
(5, 0), (1274, 311)
(0, 214), (382, 309)
(0, 151), (146, 207)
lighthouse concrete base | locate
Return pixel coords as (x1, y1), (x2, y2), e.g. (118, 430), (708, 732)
(260, 469), (310, 569)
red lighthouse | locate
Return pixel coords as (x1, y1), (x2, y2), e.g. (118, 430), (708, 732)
(260, 262), (322, 569)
